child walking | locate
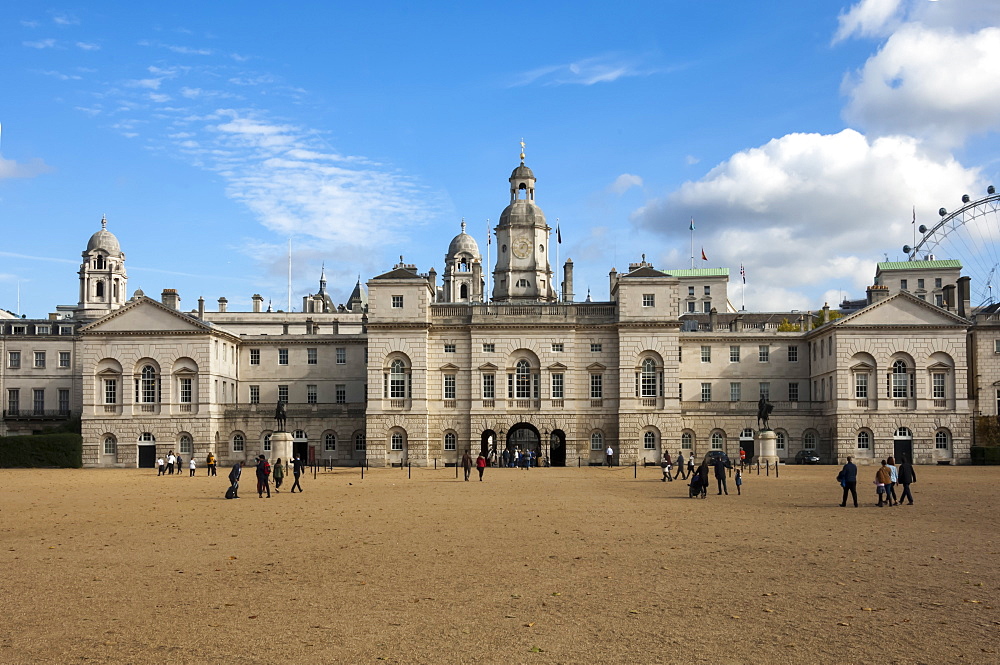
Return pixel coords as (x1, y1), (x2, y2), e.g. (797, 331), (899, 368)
(735, 469), (743, 495)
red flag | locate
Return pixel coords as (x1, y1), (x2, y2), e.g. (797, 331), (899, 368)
(701, 248), (707, 261)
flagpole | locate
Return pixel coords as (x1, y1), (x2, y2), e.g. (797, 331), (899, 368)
(287, 237), (292, 312)
(555, 218), (560, 301)
(485, 218), (490, 304)
(690, 218), (694, 270)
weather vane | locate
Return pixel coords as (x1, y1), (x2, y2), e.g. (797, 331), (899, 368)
(519, 138), (525, 163)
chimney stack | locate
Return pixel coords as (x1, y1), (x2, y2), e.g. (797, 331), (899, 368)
(709, 307), (718, 330)
(161, 289), (180, 310)
(252, 294), (264, 313)
(197, 297), (205, 319)
(942, 284), (956, 312)
(958, 276), (971, 317)
(218, 297), (228, 313)
(563, 259), (575, 303)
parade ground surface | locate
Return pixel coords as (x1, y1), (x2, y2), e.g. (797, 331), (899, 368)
(1, 464), (998, 664)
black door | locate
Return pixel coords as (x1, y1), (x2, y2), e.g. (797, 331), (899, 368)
(550, 431), (566, 467)
(893, 439), (912, 462)
(741, 439), (755, 462)
(138, 446), (156, 468)
(294, 441), (309, 463)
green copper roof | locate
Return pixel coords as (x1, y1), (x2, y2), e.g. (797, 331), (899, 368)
(877, 260), (962, 271)
(664, 268), (730, 277)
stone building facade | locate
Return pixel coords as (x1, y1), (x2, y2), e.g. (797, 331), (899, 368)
(0, 157), (987, 466)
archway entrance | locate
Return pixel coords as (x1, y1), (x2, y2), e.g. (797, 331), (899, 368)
(549, 429), (567, 466)
(481, 429), (497, 464)
(506, 423), (540, 467)
(893, 427), (913, 462)
(740, 428), (755, 463)
(137, 444), (156, 468)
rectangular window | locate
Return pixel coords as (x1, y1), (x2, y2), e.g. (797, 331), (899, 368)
(933, 373), (945, 399)
(936, 294), (943, 307)
(482, 374), (495, 399)
(7, 389), (19, 415)
(730, 382), (741, 402)
(391, 436), (403, 451)
(788, 382), (799, 402)
(337, 347), (348, 364)
(788, 345), (798, 362)
(855, 374), (868, 399)
(104, 379), (117, 404)
(33, 389), (45, 414)
(935, 278), (942, 288)
(551, 343), (564, 352)
(336, 385), (346, 404)
(8, 351), (20, 369)
(307, 385), (318, 404)
(687, 301), (695, 313)
(278, 349), (288, 365)
(308, 348), (318, 365)
(58, 389), (70, 415)
(688, 286), (695, 296)
(59, 351), (71, 368)
(444, 435), (456, 451)
(701, 345), (711, 363)
(642, 294), (655, 307)
(704, 285), (711, 296)
(391, 295), (404, 308)
(703, 301), (711, 313)
(701, 382), (712, 402)
(61, 326), (73, 335)
(278, 385), (289, 402)
(590, 374), (603, 399)
(590, 343), (602, 353)
(730, 346), (740, 363)
(249, 385), (260, 404)
(483, 343), (495, 353)
(551, 373), (564, 399)
(36, 325), (50, 335)
(180, 377), (192, 403)
(34, 351), (46, 368)
(758, 345), (769, 362)
(917, 278), (925, 289)
(444, 375), (456, 400)
(355, 435), (366, 451)
(900, 279), (908, 290)
(444, 344), (456, 354)
(759, 382), (770, 401)
(249, 349), (260, 365)
(13, 325), (26, 335)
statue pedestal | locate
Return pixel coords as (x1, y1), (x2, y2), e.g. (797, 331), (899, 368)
(754, 430), (780, 466)
(269, 431), (293, 464)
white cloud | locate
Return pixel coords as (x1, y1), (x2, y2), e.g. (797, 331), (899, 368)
(148, 93), (171, 103)
(685, 155), (700, 165)
(39, 70), (82, 81)
(609, 173), (643, 195)
(23, 38), (56, 49)
(833, 0), (904, 43)
(128, 78), (163, 89)
(167, 45), (213, 56)
(0, 156), (52, 179)
(512, 54), (654, 87)
(51, 13), (79, 26)
(842, 23), (1000, 148)
(76, 42), (100, 51)
(21, 20), (40, 28)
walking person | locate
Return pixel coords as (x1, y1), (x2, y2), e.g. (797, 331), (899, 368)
(605, 445), (614, 468)
(228, 461), (243, 499)
(674, 452), (686, 480)
(166, 451), (176, 475)
(687, 455), (695, 479)
(897, 455), (917, 505)
(176, 456), (184, 476)
(714, 457), (728, 495)
(661, 452), (673, 482)
(290, 454), (304, 492)
(272, 458), (284, 492)
(188, 456), (196, 477)
(476, 453), (486, 481)
(837, 456), (859, 507)
(256, 455), (271, 498)
(886, 456), (899, 505)
(735, 469), (743, 495)
(157, 456), (166, 476)
(461, 451), (473, 481)
(697, 458), (710, 499)
(875, 459), (893, 507)
(206, 452), (217, 477)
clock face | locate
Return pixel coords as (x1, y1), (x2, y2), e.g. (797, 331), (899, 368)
(513, 237), (531, 259)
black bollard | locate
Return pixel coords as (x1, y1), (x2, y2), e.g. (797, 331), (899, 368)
(775, 461), (779, 478)
(361, 460), (364, 480)
(766, 460), (770, 477)
(408, 462), (411, 479)
(434, 458), (437, 470)
(634, 461), (637, 478)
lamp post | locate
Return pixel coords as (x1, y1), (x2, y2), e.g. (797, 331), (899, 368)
(542, 427), (549, 467)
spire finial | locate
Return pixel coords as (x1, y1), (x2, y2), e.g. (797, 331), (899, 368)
(101, 214), (107, 229)
(519, 138), (525, 163)
(461, 217), (466, 234)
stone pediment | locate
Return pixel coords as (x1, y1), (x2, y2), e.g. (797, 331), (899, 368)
(548, 361), (569, 370)
(833, 292), (968, 328)
(478, 362), (499, 371)
(439, 363), (461, 371)
(850, 361), (874, 371)
(80, 296), (219, 335)
(587, 362), (607, 371)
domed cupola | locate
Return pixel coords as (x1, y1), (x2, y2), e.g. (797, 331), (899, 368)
(442, 220), (483, 303)
(77, 215), (128, 318)
(491, 141), (555, 302)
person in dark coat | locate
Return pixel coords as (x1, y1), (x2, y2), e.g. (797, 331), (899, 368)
(897, 456), (917, 505)
(697, 459), (710, 498)
(255, 455), (271, 498)
(228, 461), (243, 498)
(461, 451), (473, 481)
(714, 458), (728, 495)
(290, 454), (305, 492)
(837, 456), (859, 507)
(674, 452), (686, 480)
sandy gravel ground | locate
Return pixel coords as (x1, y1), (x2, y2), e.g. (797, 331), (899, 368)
(0, 462), (998, 664)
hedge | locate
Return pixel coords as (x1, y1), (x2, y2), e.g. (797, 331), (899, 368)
(0, 433), (83, 468)
(970, 446), (1000, 466)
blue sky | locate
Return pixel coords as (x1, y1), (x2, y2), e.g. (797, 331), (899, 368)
(2, 0), (1000, 316)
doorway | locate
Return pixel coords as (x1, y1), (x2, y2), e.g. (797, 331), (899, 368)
(740, 428), (755, 463)
(549, 429), (567, 466)
(481, 429), (497, 464)
(506, 423), (540, 466)
(138, 445), (156, 468)
(893, 426), (913, 462)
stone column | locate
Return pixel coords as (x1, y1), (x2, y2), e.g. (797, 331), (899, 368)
(754, 430), (780, 466)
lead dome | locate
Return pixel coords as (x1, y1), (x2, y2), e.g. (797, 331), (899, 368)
(86, 217), (122, 256)
(448, 222), (480, 258)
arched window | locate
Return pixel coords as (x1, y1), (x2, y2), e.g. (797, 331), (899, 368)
(103, 436), (117, 455)
(711, 432), (724, 450)
(643, 431), (656, 450)
(460, 284), (469, 299)
(179, 434), (192, 454)
(935, 430), (950, 450)
(95, 280), (105, 299)
(444, 433), (457, 450)
(640, 358), (658, 397)
(856, 431), (870, 450)
(591, 432), (604, 450)
(515, 359), (532, 398)
(263, 433), (272, 451)
(138, 432), (155, 444)
(892, 359), (912, 398)
(325, 432), (336, 451)
(232, 434), (245, 452)
(775, 431), (786, 450)
(139, 365), (159, 403)
(389, 359), (407, 399)
(681, 432), (693, 450)
(803, 431), (817, 450)
(355, 433), (366, 451)
(293, 430), (307, 441)
(391, 432), (404, 451)
(894, 427), (912, 438)
(740, 428), (753, 440)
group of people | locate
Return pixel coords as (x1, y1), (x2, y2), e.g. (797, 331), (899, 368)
(460, 452), (488, 481)
(156, 452), (196, 476)
(837, 455), (916, 507)
(659, 451), (742, 497)
(501, 447), (538, 469)
(226, 454), (305, 499)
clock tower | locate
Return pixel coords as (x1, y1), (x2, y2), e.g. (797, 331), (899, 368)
(492, 145), (556, 302)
